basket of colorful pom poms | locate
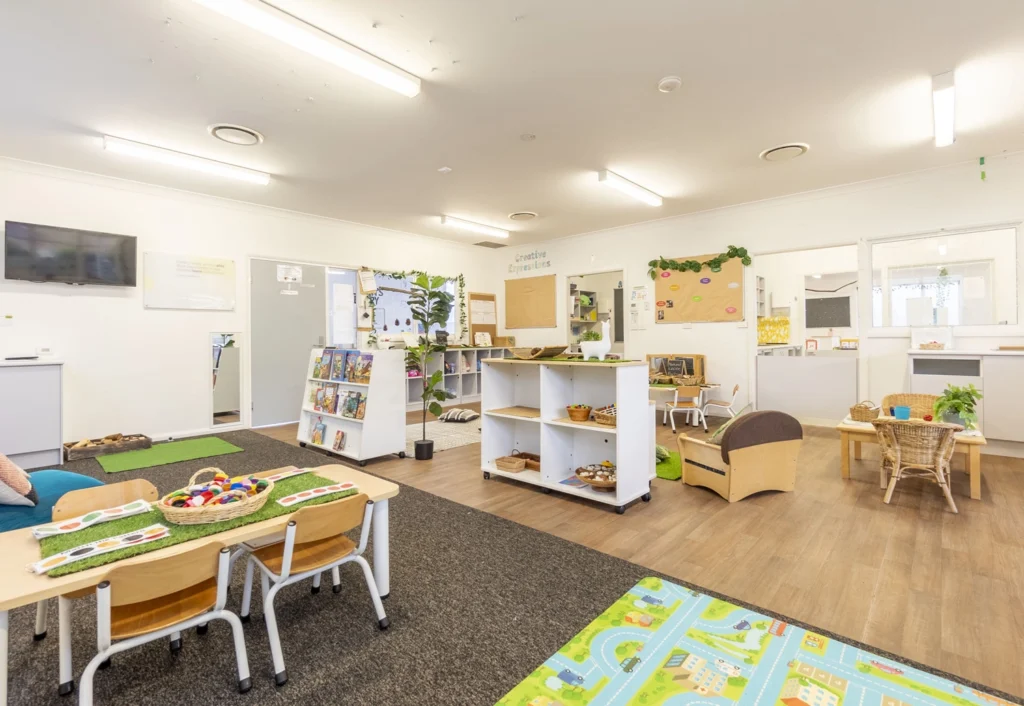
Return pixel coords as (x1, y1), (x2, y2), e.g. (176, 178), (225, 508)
(157, 468), (274, 525)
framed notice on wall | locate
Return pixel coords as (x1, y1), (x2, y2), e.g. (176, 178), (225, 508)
(653, 255), (744, 323)
(143, 252), (236, 311)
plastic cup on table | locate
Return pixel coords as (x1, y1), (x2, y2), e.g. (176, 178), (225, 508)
(894, 406), (911, 420)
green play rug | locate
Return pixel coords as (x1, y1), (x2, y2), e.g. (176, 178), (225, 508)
(497, 577), (1009, 705)
(655, 451), (681, 481)
(97, 437), (243, 473)
(39, 473), (356, 577)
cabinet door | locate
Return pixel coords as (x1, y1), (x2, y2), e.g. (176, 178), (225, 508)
(981, 357), (1024, 441)
(0, 365), (61, 455)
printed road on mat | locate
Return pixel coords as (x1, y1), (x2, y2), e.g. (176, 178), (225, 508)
(497, 577), (1015, 706)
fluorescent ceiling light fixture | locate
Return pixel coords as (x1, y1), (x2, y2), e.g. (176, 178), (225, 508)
(440, 215), (509, 239)
(191, 0), (421, 97)
(103, 136), (271, 185)
(932, 71), (955, 147)
(597, 170), (663, 207)
(811, 274), (822, 279)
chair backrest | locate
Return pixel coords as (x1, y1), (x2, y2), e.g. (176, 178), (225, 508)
(675, 385), (701, 399)
(105, 541), (224, 607)
(292, 492), (370, 545)
(871, 418), (960, 467)
(52, 479), (160, 521)
(719, 410), (803, 464)
(730, 384), (740, 399)
(880, 393), (939, 420)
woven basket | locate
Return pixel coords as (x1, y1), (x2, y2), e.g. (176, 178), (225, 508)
(566, 406), (592, 422)
(495, 456), (527, 472)
(511, 450), (541, 471)
(593, 410), (617, 427)
(156, 468), (274, 526)
(849, 401), (880, 423)
(918, 342), (946, 350)
(674, 374), (705, 386)
(575, 467), (617, 491)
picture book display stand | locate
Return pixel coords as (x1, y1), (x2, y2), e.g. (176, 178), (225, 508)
(298, 348), (405, 465)
(480, 358), (655, 513)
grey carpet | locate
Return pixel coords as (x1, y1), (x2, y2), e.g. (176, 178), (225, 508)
(10, 431), (1020, 705)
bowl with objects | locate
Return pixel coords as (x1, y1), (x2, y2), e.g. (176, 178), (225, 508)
(575, 461), (617, 490)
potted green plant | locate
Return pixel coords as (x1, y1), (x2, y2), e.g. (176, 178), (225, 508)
(933, 384), (983, 430)
(404, 274), (456, 460)
(579, 320), (611, 361)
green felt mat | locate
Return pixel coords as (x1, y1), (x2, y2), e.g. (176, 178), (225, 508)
(97, 437), (243, 473)
(40, 473), (356, 576)
(656, 451), (682, 481)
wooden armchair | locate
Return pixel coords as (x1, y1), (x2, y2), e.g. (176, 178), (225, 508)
(677, 411), (802, 502)
(872, 418), (960, 512)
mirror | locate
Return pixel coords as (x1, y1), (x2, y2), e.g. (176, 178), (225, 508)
(871, 228), (1017, 327)
(212, 333), (241, 426)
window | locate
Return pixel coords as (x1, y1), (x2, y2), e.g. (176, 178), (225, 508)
(371, 274), (456, 338)
(326, 268), (358, 346)
(871, 228), (1017, 327)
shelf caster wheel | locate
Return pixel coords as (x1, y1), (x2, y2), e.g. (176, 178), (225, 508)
(359, 460), (367, 467)
(298, 442), (306, 448)
(641, 493), (652, 502)
(483, 471), (491, 480)
(615, 506), (626, 515)
(398, 451), (406, 459)
(541, 488), (552, 494)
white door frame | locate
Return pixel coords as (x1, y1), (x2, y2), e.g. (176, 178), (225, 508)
(564, 267), (628, 355)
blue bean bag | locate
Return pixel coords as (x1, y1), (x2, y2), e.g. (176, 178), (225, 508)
(0, 470), (104, 533)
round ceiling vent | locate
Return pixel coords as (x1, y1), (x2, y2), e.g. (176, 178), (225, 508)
(209, 124), (264, 146)
(508, 212), (537, 221)
(759, 143), (809, 162)
(657, 76), (682, 93)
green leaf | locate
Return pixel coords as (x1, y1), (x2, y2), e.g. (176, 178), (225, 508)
(429, 370), (443, 386)
(428, 402), (444, 416)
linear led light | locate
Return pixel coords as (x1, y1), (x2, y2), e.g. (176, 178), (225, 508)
(191, 0), (421, 98)
(440, 215), (509, 239)
(103, 136), (271, 185)
(932, 71), (955, 147)
(597, 170), (663, 207)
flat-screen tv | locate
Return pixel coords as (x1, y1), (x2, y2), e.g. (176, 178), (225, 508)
(805, 296), (851, 328)
(4, 221), (137, 286)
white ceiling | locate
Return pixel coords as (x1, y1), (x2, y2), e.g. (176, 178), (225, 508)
(1, 0), (1023, 245)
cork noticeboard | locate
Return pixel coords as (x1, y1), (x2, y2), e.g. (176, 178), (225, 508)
(469, 291), (497, 344)
(654, 255), (744, 323)
(505, 274), (557, 329)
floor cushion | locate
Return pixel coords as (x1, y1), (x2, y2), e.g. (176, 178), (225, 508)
(0, 470), (104, 533)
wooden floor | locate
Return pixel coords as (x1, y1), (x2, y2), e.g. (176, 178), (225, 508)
(257, 410), (1024, 697)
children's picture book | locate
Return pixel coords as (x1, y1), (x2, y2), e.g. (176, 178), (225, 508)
(312, 355), (324, 379)
(344, 351), (358, 381)
(314, 384), (326, 412)
(330, 350), (347, 381)
(323, 383), (339, 415)
(558, 475), (588, 488)
(332, 430), (346, 452)
(355, 393), (366, 419)
(308, 384), (318, 406)
(352, 353), (374, 383)
(311, 417), (326, 446)
(319, 350), (335, 379)
(342, 391), (360, 418)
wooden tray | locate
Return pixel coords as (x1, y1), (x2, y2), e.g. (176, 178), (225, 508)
(64, 434), (152, 461)
(511, 346), (568, 360)
(575, 466), (617, 491)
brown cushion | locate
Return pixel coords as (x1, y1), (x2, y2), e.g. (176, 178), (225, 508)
(720, 411), (803, 464)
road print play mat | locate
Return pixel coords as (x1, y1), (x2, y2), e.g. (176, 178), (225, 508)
(497, 577), (1016, 706)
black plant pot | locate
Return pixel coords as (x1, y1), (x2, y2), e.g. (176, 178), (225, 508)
(414, 439), (434, 461)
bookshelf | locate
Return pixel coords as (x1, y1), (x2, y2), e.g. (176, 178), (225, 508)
(405, 346), (510, 411)
(480, 358), (655, 513)
(569, 289), (600, 352)
(298, 348), (405, 466)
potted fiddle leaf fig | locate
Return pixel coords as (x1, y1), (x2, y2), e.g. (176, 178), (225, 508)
(405, 274), (456, 460)
(933, 383), (982, 430)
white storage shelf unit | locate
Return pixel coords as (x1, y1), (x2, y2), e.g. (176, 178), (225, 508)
(481, 358), (654, 513)
(298, 348), (406, 466)
(406, 347), (509, 410)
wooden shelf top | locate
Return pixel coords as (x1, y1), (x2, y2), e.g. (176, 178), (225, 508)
(483, 358), (645, 368)
(485, 406), (541, 420)
(549, 417), (618, 434)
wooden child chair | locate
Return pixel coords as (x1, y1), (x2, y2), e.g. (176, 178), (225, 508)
(666, 385), (706, 432)
(703, 384), (740, 419)
(36, 479), (159, 696)
(78, 543), (251, 706)
(239, 492), (388, 686)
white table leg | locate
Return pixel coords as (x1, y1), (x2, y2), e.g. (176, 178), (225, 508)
(372, 499), (390, 598)
(1, 609), (8, 705)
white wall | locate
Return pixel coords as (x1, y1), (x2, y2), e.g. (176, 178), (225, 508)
(0, 159), (494, 443)
(496, 152), (1024, 415)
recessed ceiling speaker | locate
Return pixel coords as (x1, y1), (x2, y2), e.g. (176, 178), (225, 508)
(759, 143), (809, 162)
(209, 124), (264, 146)
(657, 76), (682, 93)
(509, 212), (537, 221)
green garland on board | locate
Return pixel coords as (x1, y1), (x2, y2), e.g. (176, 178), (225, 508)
(647, 245), (752, 280)
(364, 269), (468, 346)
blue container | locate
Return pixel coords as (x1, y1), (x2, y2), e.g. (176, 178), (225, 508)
(894, 405), (911, 420)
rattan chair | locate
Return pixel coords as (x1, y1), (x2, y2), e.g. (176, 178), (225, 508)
(871, 418), (961, 513)
(880, 393), (939, 419)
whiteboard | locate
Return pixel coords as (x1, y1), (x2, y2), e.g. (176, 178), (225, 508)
(143, 252), (236, 311)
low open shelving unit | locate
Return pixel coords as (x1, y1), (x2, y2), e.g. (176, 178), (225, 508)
(481, 358), (654, 513)
(406, 346), (510, 411)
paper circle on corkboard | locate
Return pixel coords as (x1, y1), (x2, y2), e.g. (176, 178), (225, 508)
(727, 282), (740, 289)
(669, 284), (680, 291)
(656, 300), (666, 307)
(660, 271), (671, 278)
(700, 277), (711, 284)
(692, 295), (703, 302)
(725, 306), (737, 314)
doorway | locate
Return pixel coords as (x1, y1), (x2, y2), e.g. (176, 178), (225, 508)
(567, 270), (625, 355)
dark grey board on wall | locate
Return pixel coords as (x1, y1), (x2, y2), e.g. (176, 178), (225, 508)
(805, 296), (851, 328)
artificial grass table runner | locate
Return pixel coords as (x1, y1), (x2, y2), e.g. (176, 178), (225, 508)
(39, 473), (357, 577)
(97, 437), (243, 473)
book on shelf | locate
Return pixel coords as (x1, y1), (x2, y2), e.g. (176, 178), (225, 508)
(323, 383), (339, 415)
(310, 417), (326, 446)
(313, 384), (326, 412)
(342, 391), (360, 418)
(332, 430), (346, 452)
(344, 352), (358, 382)
(312, 349), (334, 379)
(330, 351), (347, 382)
(352, 353), (374, 383)
(355, 393), (366, 420)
